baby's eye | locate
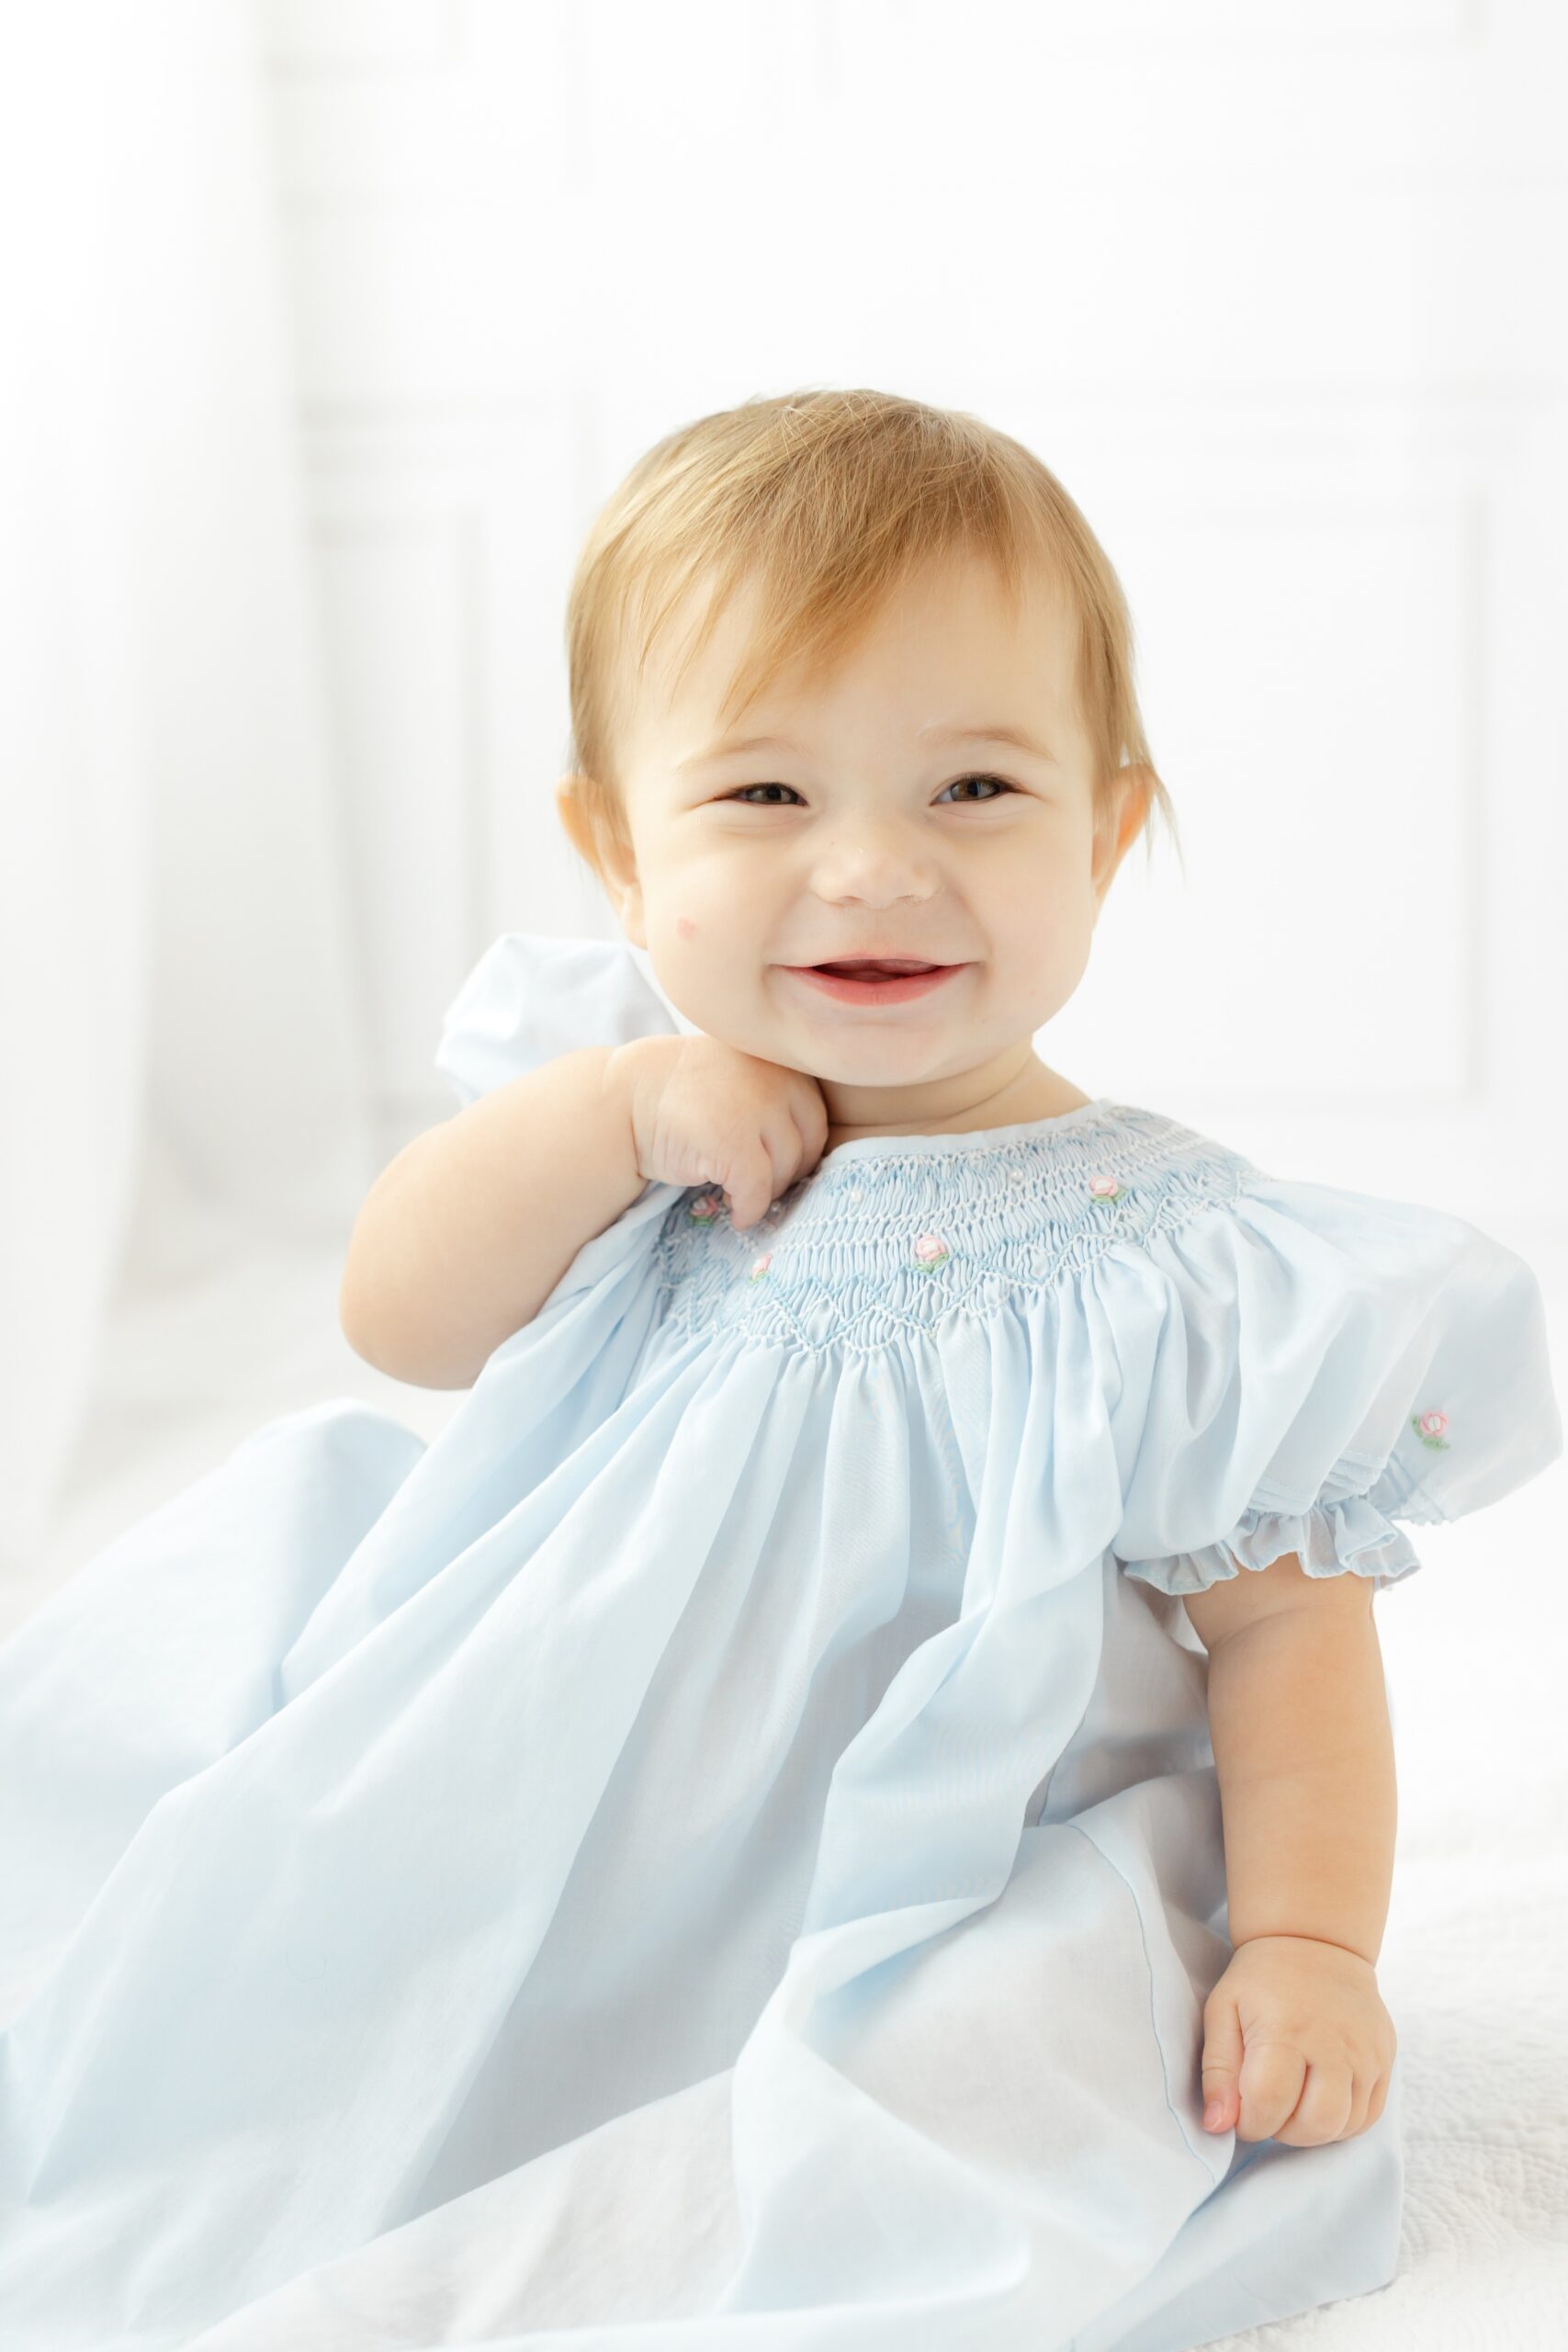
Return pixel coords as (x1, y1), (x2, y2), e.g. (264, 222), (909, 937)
(719, 775), (1018, 808)
(937, 774), (1016, 804)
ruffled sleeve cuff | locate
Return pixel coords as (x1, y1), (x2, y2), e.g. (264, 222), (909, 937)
(1118, 1487), (1425, 1598)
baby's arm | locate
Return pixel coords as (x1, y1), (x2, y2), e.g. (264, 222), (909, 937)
(1181, 1552), (1395, 1961)
(343, 1022), (826, 1389)
(1180, 1553), (1399, 2143)
(339, 1041), (667, 1389)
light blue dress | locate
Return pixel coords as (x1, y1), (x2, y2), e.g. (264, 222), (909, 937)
(0, 933), (1561, 2352)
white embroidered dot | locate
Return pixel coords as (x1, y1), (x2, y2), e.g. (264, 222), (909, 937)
(847, 1185), (864, 1204)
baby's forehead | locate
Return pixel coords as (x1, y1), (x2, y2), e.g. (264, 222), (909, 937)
(626, 551), (1077, 753)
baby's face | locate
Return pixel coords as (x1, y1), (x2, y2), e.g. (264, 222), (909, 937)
(597, 548), (1141, 1129)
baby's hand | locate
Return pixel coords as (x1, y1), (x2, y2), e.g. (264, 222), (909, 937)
(607, 1033), (829, 1230)
(1199, 1933), (1396, 2146)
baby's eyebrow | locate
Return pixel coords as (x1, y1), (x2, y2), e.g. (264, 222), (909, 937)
(678, 734), (803, 772)
(918, 721), (1057, 763)
(678, 720), (1057, 773)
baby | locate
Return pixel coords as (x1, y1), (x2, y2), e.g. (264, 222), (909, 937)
(9, 387), (1553, 2349)
(343, 392), (1394, 2160)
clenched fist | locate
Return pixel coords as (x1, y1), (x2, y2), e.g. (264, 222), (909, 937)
(606, 1032), (830, 1230)
(1199, 1933), (1396, 2146)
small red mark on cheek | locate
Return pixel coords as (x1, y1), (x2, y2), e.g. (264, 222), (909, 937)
(675, 915), (696, 939)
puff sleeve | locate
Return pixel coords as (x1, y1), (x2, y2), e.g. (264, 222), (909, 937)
(431, 931), (693, 1320)
(434, 931), (683, 1109)
(1108, 1173), (1563, 1597)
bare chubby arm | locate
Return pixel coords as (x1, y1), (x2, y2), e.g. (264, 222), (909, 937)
(1181, 1551), (1395, 1965)
(338, 1042), (658, 1391)
(341, 1023), (828, 1392)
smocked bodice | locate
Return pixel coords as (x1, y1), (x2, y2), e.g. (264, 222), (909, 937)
(650, 1100), (1254, 1353)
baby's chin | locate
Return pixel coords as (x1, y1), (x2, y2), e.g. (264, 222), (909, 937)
(680, 1031), (950, 1099)
(670, 969), (992, 1072)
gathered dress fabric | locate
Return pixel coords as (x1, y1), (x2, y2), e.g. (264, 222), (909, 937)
(0, 933), (1560, 2352)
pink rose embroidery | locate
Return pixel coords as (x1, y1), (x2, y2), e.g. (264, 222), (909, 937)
(749, 1252), (773, 1283)
(1088, 1173), (1122, 1204)
(1412, 1408), (1450, 1451)
(687, 1191), (725, 1224)
(911, 1231), (950, 1272)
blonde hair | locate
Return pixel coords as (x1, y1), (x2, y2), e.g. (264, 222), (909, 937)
(560, 387), (1180, 884)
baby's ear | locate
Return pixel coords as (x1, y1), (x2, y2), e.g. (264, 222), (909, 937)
(553, 771), (598, 863)
(1091, 765), (1154, 903)
(556, 773), (644, 935)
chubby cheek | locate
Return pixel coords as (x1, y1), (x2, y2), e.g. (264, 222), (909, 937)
(995, 887), (1094, 1004)
(646, 927), (774, 1046)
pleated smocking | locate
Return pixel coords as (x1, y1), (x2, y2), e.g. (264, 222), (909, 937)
(649, 1102), (1252, 1356)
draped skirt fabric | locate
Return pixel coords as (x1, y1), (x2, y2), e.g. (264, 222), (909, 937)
(0, 1180), (1415, 2348)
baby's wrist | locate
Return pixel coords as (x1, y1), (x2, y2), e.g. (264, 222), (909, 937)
(602, 1034), (681, 1155)
(603, 1032), (678, 1101)
(1232, 1930), (1379, 1970)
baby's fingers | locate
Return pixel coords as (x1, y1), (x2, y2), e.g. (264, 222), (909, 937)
(1273, 2061), (1356, 2148)
(1235, 2036), (1309, 2144)
(728, 1113), (821, 1228)
(721, 1133), (791, 1231)
(1199, 1998), (1243, 2134)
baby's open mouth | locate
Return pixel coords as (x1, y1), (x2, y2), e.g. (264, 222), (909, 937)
(784, 960), (964, 1006)
(812, 959), (941, 978)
